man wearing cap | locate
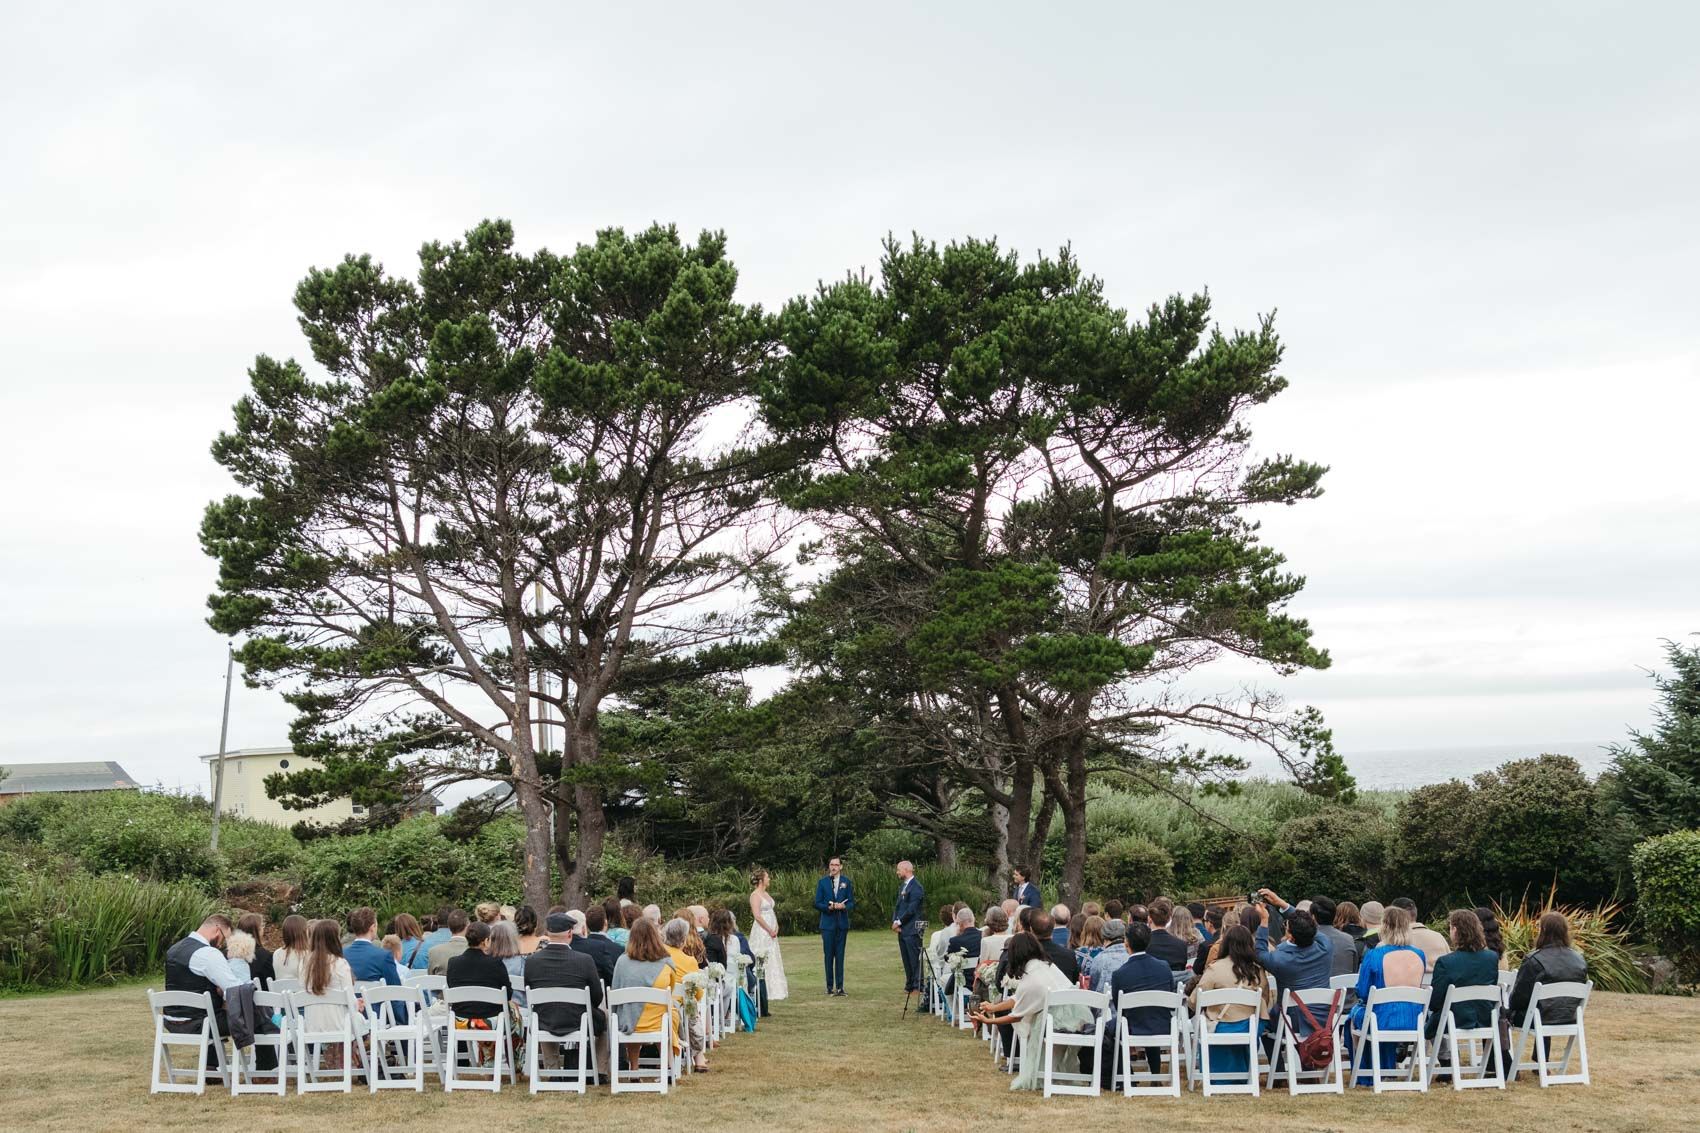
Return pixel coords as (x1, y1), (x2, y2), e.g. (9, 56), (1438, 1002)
(524, 912), (607, 1079)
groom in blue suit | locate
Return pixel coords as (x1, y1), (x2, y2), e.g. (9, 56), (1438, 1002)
(892, 860), (925, 994)
(813, 856), (854, 996)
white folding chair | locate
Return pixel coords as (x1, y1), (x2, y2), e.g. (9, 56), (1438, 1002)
(1426, 985), (1505, 1090)
(607, 987), (672, 1094)
(146, 989), (229, 1094)
(1349, 986), (1429, 1092)
(1497, 968), (1518, 1008)
(1193, 989), (1263, 1096)
(1266, 988), (1346, 1095)
(364, 985), (428, 1092)
(231, 989), (291, 1096)
(671, 983), (694, 1078)
(441, 987), (511, 1092)
(526, 987), (598, 1093)
(270, 977), (303, 995)
(1509, 980), (1591, 1087)
(1040, 989), (1108, 1097)
(287, 988), (369, 1093)
(1113, 991), (1184, 1097)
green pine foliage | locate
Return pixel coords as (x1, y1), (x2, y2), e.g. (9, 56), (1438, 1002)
(1609, 640), (1700, 835)
(1631, 829), (1700, 981)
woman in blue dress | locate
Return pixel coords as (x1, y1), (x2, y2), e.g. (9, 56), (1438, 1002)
(1351, 905), (1427, 1083)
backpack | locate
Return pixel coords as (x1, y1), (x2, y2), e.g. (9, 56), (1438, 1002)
(1293, 990), (1342, 1071)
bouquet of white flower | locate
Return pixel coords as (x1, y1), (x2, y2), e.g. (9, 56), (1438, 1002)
(681, 970), (712, 1016)
(705, 962), (727, 982)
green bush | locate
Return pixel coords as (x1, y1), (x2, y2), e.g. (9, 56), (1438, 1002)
(767, 863), (994, 935)
(1268, 806), (1391, 901)
(298, 813), (525, 914)
(0, 873), (213, 989)
(1471, 755), (1607, 898)
(1084, 834), (1175, 902)
(1390, 780), (1476, 910)
(1495, 890), (1645, 993)
(1632, 829), (1700, 981)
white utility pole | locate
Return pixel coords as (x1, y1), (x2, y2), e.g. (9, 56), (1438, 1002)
(209, 643), (234, 851)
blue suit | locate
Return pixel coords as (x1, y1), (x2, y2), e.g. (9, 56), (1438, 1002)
(814, 873), (855, 992)
(1014, 880), (1041, 908)
(345, 937), (404, 1020)
(893, 876), (925, 992)
(1103, 951), (1179, 1082)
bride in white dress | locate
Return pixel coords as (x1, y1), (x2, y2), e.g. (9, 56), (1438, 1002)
(747, 868), (788, 1002)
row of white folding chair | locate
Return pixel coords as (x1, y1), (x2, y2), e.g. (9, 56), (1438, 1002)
(1264, 988), (1349, 1095)
(152, 985), (371, 1096)
(1040, 989), (1109, 1097)
(147, 990), (231, 1094)
(1508, 980), (1592, 1087)
(607, 986), (673, 1094)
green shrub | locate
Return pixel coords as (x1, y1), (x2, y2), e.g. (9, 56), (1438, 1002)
(1268, 806), (1391, 901)
(767, 863), (993, 934)
(298, 814), (525, 914)
(0, 873), (213, 989)
(1632, 829), (1700, 981)
(1471, 755), (1607, 899)
(1494, 889), (1646, 993)
(1084, 834), (1175, 902)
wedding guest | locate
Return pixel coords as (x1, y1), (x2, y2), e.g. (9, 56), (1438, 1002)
(499, 905), (515, 922)
(381, 934), (403, 964)
(1334, 900), (1366, 942)
(1352, 905), (1425, 1083)
(1082, 901), (1102, 918)
(942, 906), (982, 1009)
(445, 922), (510, 1022)
(1189, 926), (1274, 1084)
(602, 897), (627, 944)
(1049, 904), (1072, 948)
(236, 913), (274, 988)
(274, 914), (310, 982)
(1168, 906), (1202, 968)
(487, 920), (526, 1009)
(1394, 897), (1452, 971)
(514, 906), (542, 955)
(663, 918), (710, 1071)
(226, 929), (257, 982)
(389, 913), (427, 969)
(1033, 912), (1080, 982)
(524, 911), (606, 1077)
(970, 933), (1084, 1091)
(1075, 915), (1106, 971)
(612, 918), (681, 1066)
(1194, 909), (1240, 979)
(1066, 912), (1086, 950)
(413, 907), (452, 970)
(303, 918), (366, 1037)
(1475, 906), (1508, 966)
(643, 903), (662, 924)
(1103, 900), (1125, 923)
(574, 904), (624, 984)
(1103, 921), (1177, 1083)
(474, 902), (501, 926)
(621, 903), (644, 936)
(345, 906), (403, 991)
(1187, 901), (1208, 928)
(1147, 897), (1188, 971)
(427, 908), (470, 975)
(1508, 912), (1588, 1033)
(928, 902), (959, 976)
(1087, 918), (1130, 991)
(1309, 896), (1359, 978)
(979, 906), (1012, 964)
(1126, 903), (1149, 926)
(162, 914), (244, 1064)
(1425, 909), (1499, 1041)
(1255, 903), (1332, 1042)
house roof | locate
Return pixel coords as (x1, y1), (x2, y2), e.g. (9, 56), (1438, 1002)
(198, 746), (295, 763)
(0, 760), (141, 795)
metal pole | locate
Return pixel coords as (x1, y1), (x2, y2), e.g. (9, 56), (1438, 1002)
(209, 643), (234, 851)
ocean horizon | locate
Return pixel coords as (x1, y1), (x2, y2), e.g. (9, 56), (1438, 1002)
(1246, 740), (1617, 791)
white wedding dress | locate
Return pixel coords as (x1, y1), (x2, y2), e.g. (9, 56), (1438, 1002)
(749, 893), (789, 1001)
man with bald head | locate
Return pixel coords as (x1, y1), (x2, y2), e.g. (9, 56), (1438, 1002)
(892, 860), (925, 995)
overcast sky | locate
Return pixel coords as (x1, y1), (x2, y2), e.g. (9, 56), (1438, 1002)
(3, 2), (1696, 796)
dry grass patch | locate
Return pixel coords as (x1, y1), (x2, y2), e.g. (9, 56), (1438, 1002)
(3, 931), (1697, 1131)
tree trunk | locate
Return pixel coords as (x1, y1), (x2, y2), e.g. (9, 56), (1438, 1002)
(561, 713), (606, 907)
(513, 777), (554, 912)
(1005, 754), (1035, 881)
(552, 793), (573, 905)
(935, 834), (958, 868)
(1060, 740), (1089, 908)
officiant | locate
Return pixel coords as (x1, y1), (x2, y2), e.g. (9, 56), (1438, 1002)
(813, 856), (855, 996)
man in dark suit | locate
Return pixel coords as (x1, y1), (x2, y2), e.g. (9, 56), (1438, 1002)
(942, 907), (981, 1000)
(813, 856), (855, 996)
(891, 860), (925, 994)
(524, 912), (606, 1076)
(1099, 921), (1178, 1086)
(570, 905), (623, 986)
(344, 905), (405, 1020)
(1146, 897), (1189, 971)
(1012, 865), (1041, 909)
(1033, 912), (1079, 983)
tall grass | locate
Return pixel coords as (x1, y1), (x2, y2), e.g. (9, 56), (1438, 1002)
(1494, 887), (1645, 994)
(0, 874), (213, 990)
(767, 864), (995, 935)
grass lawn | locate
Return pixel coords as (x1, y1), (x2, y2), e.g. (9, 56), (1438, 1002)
(3, 930), (1696, 1131)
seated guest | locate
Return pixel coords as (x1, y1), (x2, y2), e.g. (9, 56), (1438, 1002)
(1393, 897), (1451, 971)
(642, 903), (662, 924)
(487, 920), (526, 1009)
(1253, 900), (1332, 1043)
(1198, 905), (1223, 951)
(428, 908), (470, 976)
(1125, 903), (1149, 926)
(236, 913), (274, 989)
(1508, 912), (1589, 1031)
(1187, 900), (1208, 926)
(445, 922), (511, 1022)
(303, 918), (368, 1036)
(1075, 915), (1106, 971)
(1049, 904), (1072, 948)
(621, 903), (644, 939)
(690, 905), (711, 933)
(928, 903), (958, 977)
(1082, 901), (1102, 918)
(514, 906), (542, 955)
(942, 906), (982, 1008)
(162, 914), (247, 1063)
(603, 897), (629, 946)
(978, 907), (1012, 964)
(1103, 899), (1124, 923)
(574, 904), (625, 984)
(1189, 926), (1275, 1083)
(226, 928), (257, 983)
(1088, 918), (1130, 991)
(389, 913), (427, 969)
(1306, 896), (1358, 978)
(474, 902), (501, 926)
(969, 933), (1085, 1091)
(274, 914), (310, 982)
(1033, 912), (1080, 983)
(1355, 901), (1385, 965)
(1194, 909), (1240, 978)
(1146, 897), (1188, 971)
(663, 918), (710, 1072)
(1351, 905), (1425, 1083)
(524, 911), (606, 1074)
(1425, 909), (1499, 1043)
(1168, 906), (1201, 968)
(1238, 902), (1268, 951)
(344, 905), (403, 1022)
(413, 907), (452, 970)
(1067, 912), (1086, 950)
(1000, 898), (1019, 923)
(1102, 921), (1178, 1085)
(1474, 906), (1508, 967)
(382, 934), (403, 964)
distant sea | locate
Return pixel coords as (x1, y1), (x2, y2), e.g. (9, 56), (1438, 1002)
(1246, 741), (1617, 792)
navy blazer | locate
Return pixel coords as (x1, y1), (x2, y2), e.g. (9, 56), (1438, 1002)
(1147, 928), (1189, 972)
(893, 877), (925, 936)
(814, 874), (855, 931)
(1014, 880), (1041, 908)
(1110, 952), (1178, 1038)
